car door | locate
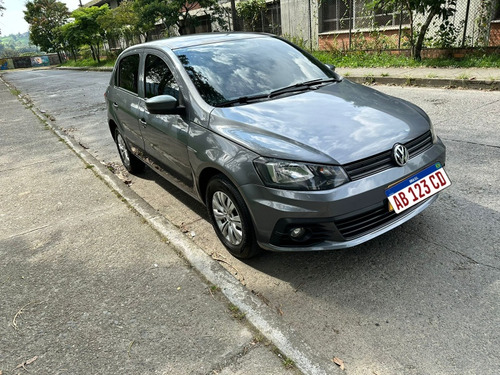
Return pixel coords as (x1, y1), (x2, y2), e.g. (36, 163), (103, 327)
(138, 52), (193, 185)
(109, 52), (145, 153)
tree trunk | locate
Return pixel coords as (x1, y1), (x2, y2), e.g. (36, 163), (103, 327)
(230, 0), (240, 31)
(96, 43), (101, 63)
(89, 45), (96, 61)
(413, 7), (437, 60)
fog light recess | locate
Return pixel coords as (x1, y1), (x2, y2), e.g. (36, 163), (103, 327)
(289, 227), (307, 240)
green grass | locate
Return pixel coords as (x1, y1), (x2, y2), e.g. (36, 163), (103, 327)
(312, 50), (500, 68)
(60, 57), (116, 68)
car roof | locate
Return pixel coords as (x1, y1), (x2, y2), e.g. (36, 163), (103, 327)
(136, 32), (274, 51)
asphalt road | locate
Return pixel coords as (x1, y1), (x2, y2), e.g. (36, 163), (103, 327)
(3, 69), (499, 375)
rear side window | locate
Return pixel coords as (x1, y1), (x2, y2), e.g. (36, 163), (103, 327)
(117, 54), (140, 94)
(144, 54), (179, 99)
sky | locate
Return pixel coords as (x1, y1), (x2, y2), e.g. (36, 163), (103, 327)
(0, 0), (84, 36)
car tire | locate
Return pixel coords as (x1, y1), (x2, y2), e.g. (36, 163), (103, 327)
(115, 129), (145, 174)
(206, 175), (262, 259)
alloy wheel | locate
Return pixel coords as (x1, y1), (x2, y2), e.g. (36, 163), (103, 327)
(212, 191), (243, 246)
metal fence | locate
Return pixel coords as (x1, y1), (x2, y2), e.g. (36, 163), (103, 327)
(317, 0), (500, 50)
(239, 0), (282, 34)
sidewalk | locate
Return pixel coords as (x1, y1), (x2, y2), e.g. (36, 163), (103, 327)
(336, 66), (500, 90)
(0, 81), (304, 374)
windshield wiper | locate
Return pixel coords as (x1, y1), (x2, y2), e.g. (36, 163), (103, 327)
(269, 78), (339, 98)
(217, 78), (340, 107)
(217, 93), (270, 107)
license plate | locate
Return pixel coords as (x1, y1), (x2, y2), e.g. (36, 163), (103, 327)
(386, 163), (451, 214)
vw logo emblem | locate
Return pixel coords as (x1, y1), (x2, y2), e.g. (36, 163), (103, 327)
(392, 144), (409, 166)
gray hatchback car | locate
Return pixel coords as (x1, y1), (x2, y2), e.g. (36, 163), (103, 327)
(106, 32), (450, 258)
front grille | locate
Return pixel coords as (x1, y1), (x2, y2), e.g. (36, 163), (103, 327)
(344, 131), (433, 180)
(334, 201), (422, 239)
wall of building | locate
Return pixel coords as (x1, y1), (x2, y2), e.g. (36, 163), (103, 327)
(319, 28), (403, 50)
(317, 0), (499, 50)
(281, 0), (319, 49)
(490, 22), (500, 45)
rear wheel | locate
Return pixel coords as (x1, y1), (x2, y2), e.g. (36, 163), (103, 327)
(115, 129), (145, 174)
(206, 175), (261, 259)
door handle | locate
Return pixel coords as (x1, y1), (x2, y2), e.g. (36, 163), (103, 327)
(112, 102), (118, 108)
(139, 119), (147, 128)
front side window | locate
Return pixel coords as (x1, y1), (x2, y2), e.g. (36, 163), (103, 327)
(144, 54), (180, 100)
(117, 54), (140, 94)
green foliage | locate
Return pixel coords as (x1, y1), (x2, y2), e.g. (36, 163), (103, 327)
(24, 0), (69, 54)
(133, 0), (226, 36)
(61, 57), (115, 68)
(71, 5), (110, 62)
(475, 0), (495, 46)
(97, 0), (142, 48)
(368, 0), (458, 60)
(236, 0), (266, 31)
(427, 19), (461, 48)
(312, 50), (500, 68)
(282, 34), (309, 50)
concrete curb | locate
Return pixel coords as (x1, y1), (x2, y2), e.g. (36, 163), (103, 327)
(346, 75), (500, 90)
(1, 76), (337, 375)
(56, 65), (113, 72)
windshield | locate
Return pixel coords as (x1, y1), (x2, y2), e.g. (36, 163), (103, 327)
(173, 37), (336, 107)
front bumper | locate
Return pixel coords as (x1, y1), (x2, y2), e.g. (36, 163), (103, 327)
(240, 139), (446, 252)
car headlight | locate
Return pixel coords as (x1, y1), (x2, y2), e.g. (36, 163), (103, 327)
(254, 157), (349, 191)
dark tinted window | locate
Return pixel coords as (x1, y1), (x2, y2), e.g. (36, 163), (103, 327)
(144, 54), (179, 99)
(118, 54), (140, 94)
(174, 37), (335, 106)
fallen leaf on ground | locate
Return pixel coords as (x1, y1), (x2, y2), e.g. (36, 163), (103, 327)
(332, 357), (345, 370)
(15, 356), (38, 370)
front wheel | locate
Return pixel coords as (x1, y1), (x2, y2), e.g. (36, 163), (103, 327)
(206, 175), (261, 259)
(115, 129), (145, 174)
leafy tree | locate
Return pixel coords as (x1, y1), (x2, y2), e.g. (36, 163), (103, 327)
(97, 0), (144, 48)
(24, 0), (69, 61)
(57, 21), (84, 61)
(236, 0), (267, 31)
(71, 5), (109, 62)
(369, 0), (457, 60)
(133, 0), (227, 37)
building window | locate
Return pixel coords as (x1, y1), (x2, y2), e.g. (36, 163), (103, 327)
(494, 2), (500, 21)
(319, 0), (409, 33)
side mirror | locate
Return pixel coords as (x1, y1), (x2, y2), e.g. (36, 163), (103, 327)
(146, 95), (185, 115)
(325, 63), (336, 71)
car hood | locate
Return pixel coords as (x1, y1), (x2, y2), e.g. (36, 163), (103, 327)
(208, 80), (430, 165)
